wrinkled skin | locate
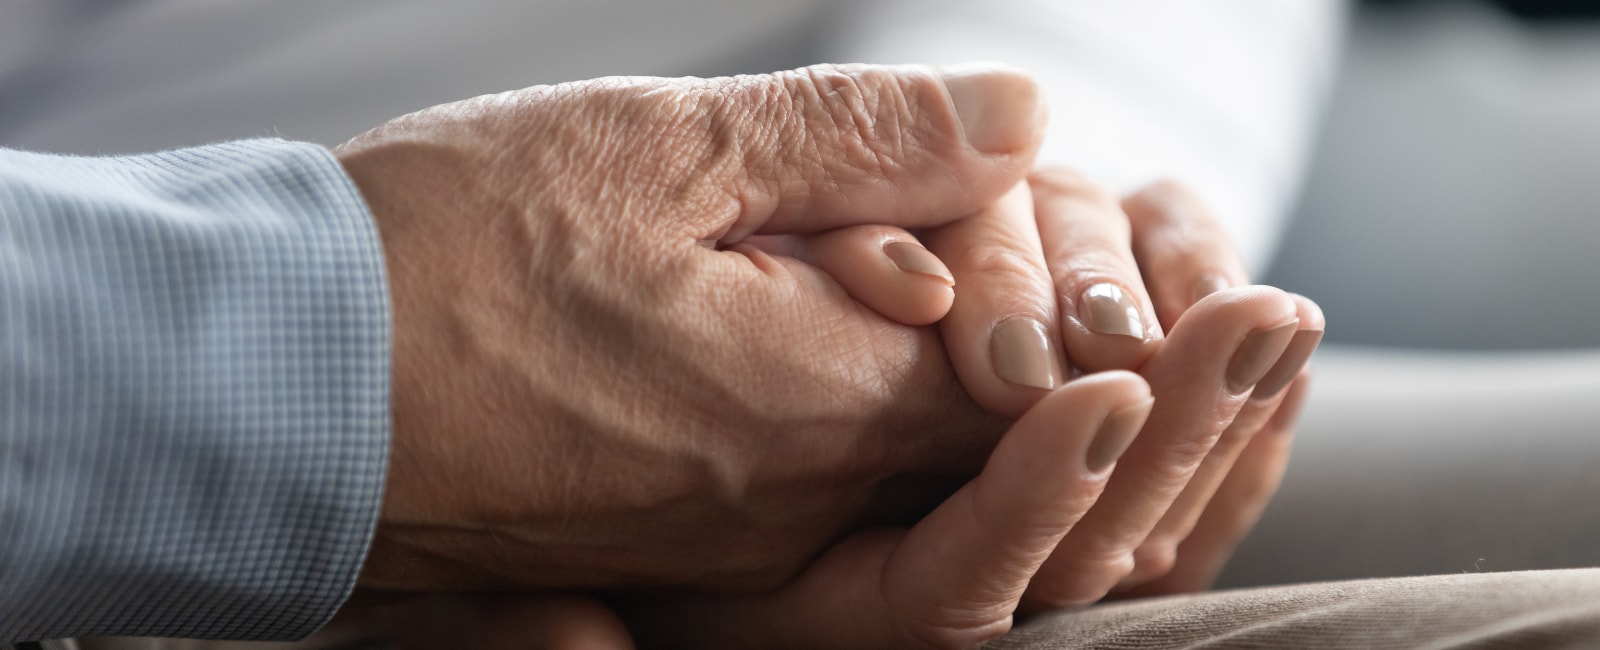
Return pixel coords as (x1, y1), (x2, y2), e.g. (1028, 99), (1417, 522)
(334, 64), (1043, 592)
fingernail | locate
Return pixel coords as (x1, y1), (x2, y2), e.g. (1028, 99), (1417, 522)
(883, 241), (954, 286)
(990, 317), (1065, 389)
(1225, 320), (1300, 394)
(1251, 329), (1324, 399)
(1191, 273), (1231, 303)
(941, 64), (1044, 154)
(1077, 283), (1146, 340)
(1087, 396), (1154, 473)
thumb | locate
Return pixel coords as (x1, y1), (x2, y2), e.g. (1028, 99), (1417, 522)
(711, 62), (1045, 242)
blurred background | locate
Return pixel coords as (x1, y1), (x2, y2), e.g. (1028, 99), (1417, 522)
(1271, 0), (1600, 351)
(2, 0), (1597, 592)
(1236, 0), (1600, 587)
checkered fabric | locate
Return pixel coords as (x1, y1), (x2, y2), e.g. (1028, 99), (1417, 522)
(0, 140), (390, 643)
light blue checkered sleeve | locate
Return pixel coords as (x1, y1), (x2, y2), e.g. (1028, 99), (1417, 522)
(0, 140), (390, 643)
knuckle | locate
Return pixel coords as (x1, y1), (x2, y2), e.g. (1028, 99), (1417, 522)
(1216, 417), (1263, 448)
(962, 244), (1053, 293)
(1134, 178), (1200, 205)
(1034, 552), (1136, 609)
(551, 76), (742, 212)
(1048, 214), (1134, 256)
(1125, 178), (1223, 234)
(1231, 460), (1288, 506)
(1031, 166), (1121, 207)
(1131, 542), (1181, 581)
(1152, 435), (1221, 484)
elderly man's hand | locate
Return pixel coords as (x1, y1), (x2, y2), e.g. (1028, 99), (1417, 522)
(333, 63), (1044, 592)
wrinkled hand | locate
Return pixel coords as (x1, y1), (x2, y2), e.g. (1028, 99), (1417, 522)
(333, 62), (1047, 592)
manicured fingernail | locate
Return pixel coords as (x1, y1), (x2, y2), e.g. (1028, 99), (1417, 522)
(941, 64), (1044, 154)
(883, 241), (954, 286)
(1087, 396), (1154, 473)
(990, 317), (1065, 389)
(1191, 273), (1231, 303)
(1251, 329), (1324, 399)
(1077, 283), (1146, 340)
(1225, 320), (1300, 394)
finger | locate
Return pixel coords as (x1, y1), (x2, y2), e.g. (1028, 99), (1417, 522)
(618, 372), (1153, 649)
(376, 594), (634, 650)
(794, 225), (955, 326)
(1031, 167), (1162, 373)
(1252, 294), (1326, 401)
(1123, 371), (1310, 597)
(474, 595), (636, 650)
(1117, 295), (1324, 589)
(925, 181), (1068, 417)
(705, 62), (1045, 242)
(1023, 287), (1299, 610)
(1123, 180), (1252, 330)
(880, 371), (1152, 648)
(698, 241), (1002, 478)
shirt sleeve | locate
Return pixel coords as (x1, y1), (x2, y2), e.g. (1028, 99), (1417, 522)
(0, 139), (390, 643)
(820, 0), (1348, 275)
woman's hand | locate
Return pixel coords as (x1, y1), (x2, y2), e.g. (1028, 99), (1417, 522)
(593, 174), (1321, 647)
(769, 170), (1323, 608)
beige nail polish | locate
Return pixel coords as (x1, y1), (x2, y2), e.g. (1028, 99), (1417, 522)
(1077, 283), (1146, 340)
(883, 241), (954, 286)
(1087, 396), (1154, 473)
(990, 317), (1065, 389)
(1225, 320), (1300, 394)
(1251, 329), (1324, 399)
(1191, 273), (1231, 303)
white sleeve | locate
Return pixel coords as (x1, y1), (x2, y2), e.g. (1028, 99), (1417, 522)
(821, 0), (1347, 274)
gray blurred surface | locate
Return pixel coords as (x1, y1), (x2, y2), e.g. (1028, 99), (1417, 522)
(1224, 2), (1600, 588)
(1220, 345), (1600, 587)
(1264, 2), (1600, 350)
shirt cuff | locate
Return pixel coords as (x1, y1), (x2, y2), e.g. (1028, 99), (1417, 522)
(0, 139), (390, 642)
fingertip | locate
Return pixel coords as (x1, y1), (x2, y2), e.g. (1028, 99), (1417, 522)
(939, 62), (1047, 156)
(1251, 294), (1326, 401)
(881, 239), (957, 326)
(987, 371), (1153, 506)
(1181, 285), (1299, 327)
(1289, 292), (1327, 331)
(802, 226), (956, 326)
(1060, 280), (1164, 373)
(1150, 285), (1300, 397)
(884, 240), (955, 287)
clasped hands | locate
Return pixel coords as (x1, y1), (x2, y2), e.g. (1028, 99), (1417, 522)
(331, 63), (1324, 649)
